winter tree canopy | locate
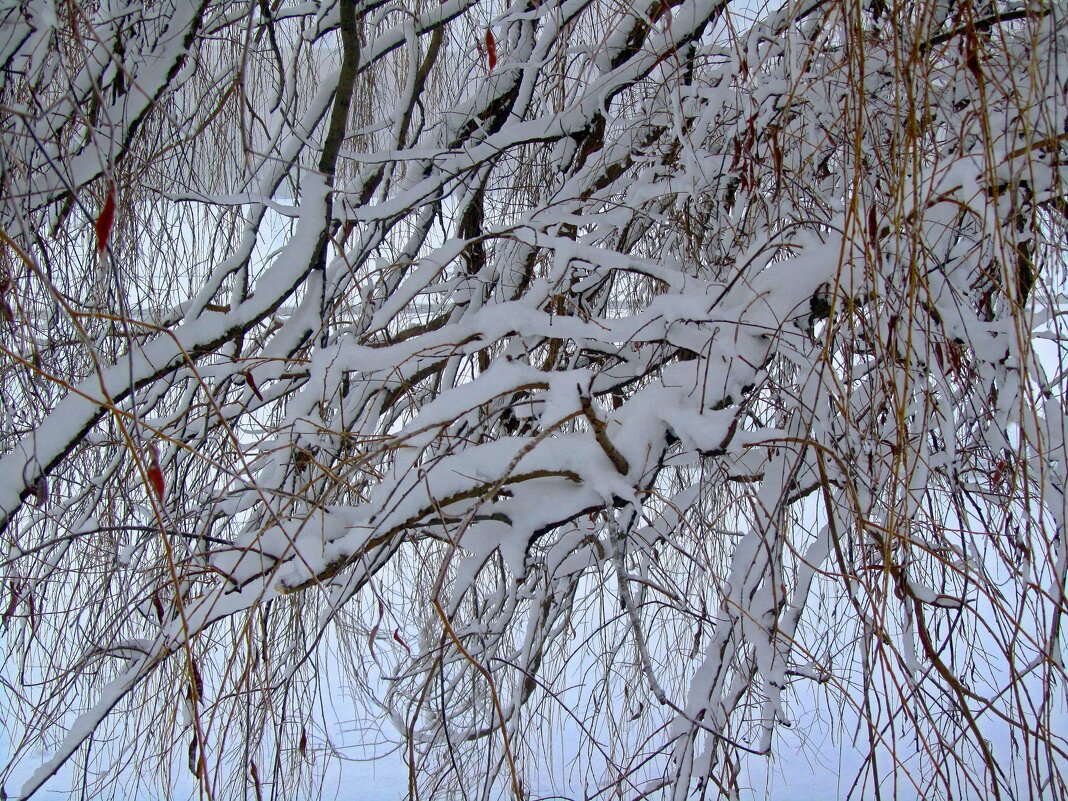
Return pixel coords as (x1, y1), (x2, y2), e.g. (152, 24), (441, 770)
(1, 0), (1066, 798)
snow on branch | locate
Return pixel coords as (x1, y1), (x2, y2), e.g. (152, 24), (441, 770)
(1, 1), (1067, 799)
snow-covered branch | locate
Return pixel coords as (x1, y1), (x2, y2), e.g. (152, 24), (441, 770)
(1, 0), (1066, 798)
